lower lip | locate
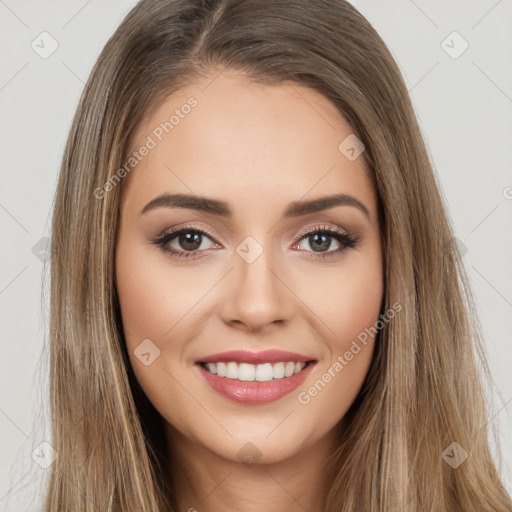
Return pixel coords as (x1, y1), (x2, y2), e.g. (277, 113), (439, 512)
(196, 362), (316, 404)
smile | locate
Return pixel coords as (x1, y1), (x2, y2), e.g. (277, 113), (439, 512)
(195, 350), (317, 404)
(201, 361), (308, 381)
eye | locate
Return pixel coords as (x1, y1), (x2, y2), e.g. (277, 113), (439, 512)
(292, 225), (361, 260)
(150, 224), (220, 260)
(150, 224), (360, 261)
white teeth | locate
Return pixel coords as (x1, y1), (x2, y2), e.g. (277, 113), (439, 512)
(216, 362), (226, 377)
(238, 363), (255, 381)
(226, 362), (238, 379)
(255, 363), (273, 382)
(285, 362), (295, 377)
(273, 362), (285, 379)
(202, 361), (307, 381)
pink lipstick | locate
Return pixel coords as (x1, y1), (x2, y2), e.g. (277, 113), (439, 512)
(195, 350), (316, 404)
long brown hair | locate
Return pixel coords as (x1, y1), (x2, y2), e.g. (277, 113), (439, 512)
(46, 0), (512, 510)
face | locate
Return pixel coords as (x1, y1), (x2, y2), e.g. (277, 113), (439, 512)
(115, 71), (384, 466)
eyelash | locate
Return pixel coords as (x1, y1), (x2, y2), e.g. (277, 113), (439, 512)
(150, 223), (361, 261)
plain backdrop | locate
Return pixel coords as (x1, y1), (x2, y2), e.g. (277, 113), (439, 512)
(0, 1), (511, 510)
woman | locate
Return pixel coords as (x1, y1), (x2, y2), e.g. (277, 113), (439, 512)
(46, 0), (512, 510)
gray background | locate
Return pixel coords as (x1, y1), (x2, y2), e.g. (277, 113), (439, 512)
(0, 0), (511, 509)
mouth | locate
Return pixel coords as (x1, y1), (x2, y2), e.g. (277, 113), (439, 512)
(194, 350), (317, 404)
(198, 360), (314, 381)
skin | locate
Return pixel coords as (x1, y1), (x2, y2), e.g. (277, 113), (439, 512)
(115, 70), (384, 512)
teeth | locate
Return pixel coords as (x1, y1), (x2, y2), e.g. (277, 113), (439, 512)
(255, 363), (273, 382)
(284, 362), (295, 377)
(217, 362), (226, 377)
(206, 363), (217, 375)
(273, 362), (285, 379)
(226, 362), (238, 378)
(202, 361), (307, 381)
(239, 363), (255, 381)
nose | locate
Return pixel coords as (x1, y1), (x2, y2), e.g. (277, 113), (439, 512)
(218, 244), (296, 333)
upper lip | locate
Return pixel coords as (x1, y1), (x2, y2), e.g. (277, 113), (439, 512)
(196, 349), (316, 365)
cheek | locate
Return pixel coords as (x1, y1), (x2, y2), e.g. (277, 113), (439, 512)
(294, 250), (383, 418)
(298, 248), (384, 348)
(115, 240), (208, 426)
(115, 240), (209, 348)
(330, 257), (383, 375)
(331, 271), (383, 344)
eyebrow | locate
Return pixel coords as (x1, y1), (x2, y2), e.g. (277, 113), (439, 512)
(140, 193), (371, 219)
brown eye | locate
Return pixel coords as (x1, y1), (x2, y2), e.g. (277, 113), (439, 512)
(151, 226), (220, 260)
(176, 231), (203, 252)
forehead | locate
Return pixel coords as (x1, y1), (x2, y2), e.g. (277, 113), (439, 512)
(122, 72), (377, 219)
